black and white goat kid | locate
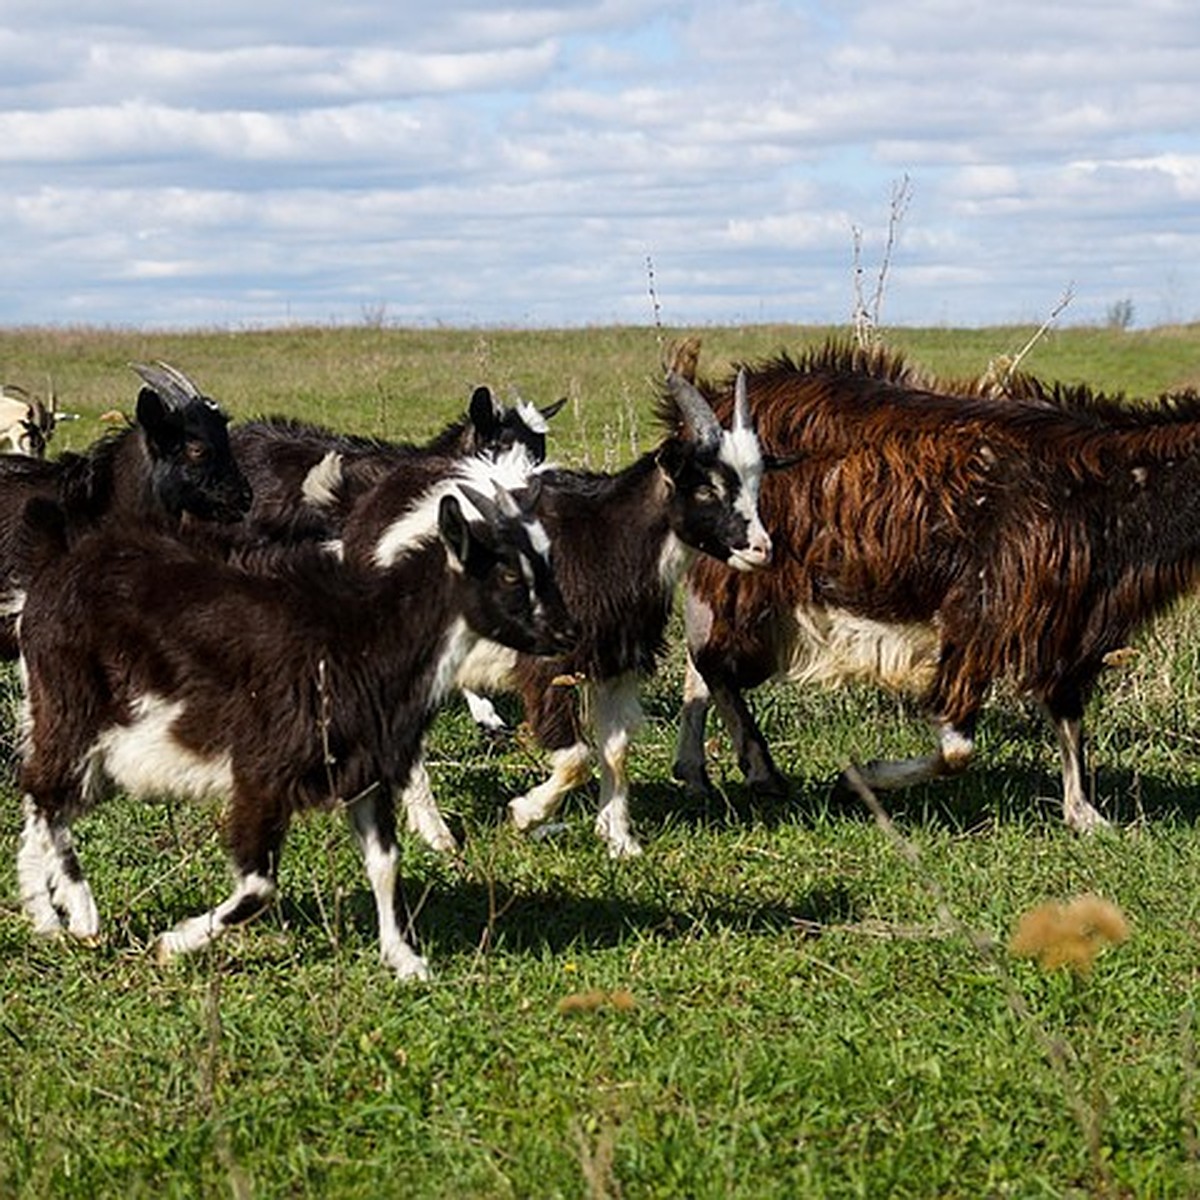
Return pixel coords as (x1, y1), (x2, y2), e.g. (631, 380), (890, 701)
(14, 450), (575, 980)
(345, 370), (773, 859)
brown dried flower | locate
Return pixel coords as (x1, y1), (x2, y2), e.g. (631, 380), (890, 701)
(556, 988), (638, 1015)
(1009, 894), (1130, 975)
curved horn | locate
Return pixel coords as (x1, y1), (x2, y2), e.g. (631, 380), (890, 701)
(456, 483), (504, 526)
(540, 396), (568, 421)
(30, 396), (51, 432)
(666, 370), (721, 449)
(130, 361), (205, 408)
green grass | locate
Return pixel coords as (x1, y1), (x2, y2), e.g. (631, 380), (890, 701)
(3, 321), (1200, 1197)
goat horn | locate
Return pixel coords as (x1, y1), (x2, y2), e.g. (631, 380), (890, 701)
(130, 361), (205, 408)
(456, 484), (504, 526)
(733, 368), (752, 431)
(666, 370), (722, 449)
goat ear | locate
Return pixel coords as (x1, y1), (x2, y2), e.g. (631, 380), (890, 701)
(136, 387), (183, 450)
(764, 451), (804, 472)
(467, 386), (500, 436)
(519, 474), (543, 515)
(653, 442), (684, 492)
(438, 494), (475, 567)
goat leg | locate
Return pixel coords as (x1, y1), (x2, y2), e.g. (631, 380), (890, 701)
(17, 796), (99, 939)
(672, 651), (717, 797)
(346, 786), (431, 981)
(1041, 694), (1110, 834)
(592, 674), (645, 858)
(400, 756), (459, 853)
(846, 715), (977, 794)
(708, 677), (789, 799)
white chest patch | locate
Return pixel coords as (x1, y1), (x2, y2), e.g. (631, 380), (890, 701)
(658, 532), (693, 589)
(82, 693), (233, 804)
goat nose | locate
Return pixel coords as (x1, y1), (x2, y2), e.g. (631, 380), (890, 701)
(750, 530), (773, 563)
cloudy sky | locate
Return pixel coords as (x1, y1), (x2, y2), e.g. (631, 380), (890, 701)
(2, 0), (1197, 331)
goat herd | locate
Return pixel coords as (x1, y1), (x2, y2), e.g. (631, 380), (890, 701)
(3, 339), (1198, 980)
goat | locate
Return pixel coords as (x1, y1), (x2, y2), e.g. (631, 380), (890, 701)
(230, 385), (566, 543)
(0, 362), (252, 658)
(14, 449), (576, 981)
(339, 369), (774, 858)
(0, 383), (69, 458)
(672, 339), (1200, 833)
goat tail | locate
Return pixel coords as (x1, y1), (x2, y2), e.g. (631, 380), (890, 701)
(14, 496), (69, 585)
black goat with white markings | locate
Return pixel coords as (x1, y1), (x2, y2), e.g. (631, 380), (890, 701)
(230, 385), (565, 543)
(14, 450), (575, 980)
(0, 362), (251, 656)
(339, 370), (773, 858)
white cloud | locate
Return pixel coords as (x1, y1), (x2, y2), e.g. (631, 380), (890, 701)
(0, 0), (1197, 330)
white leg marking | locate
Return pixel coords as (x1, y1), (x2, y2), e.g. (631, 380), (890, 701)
(592, 676), (645, 859)
(17, 800), (66, 935)
(346, 807), (431, 982)
(935, 719), (975, 773)
(401, 758), (459, 854)
(509, 743), (592, 832)
(1051, 713), (1109, 833)
(17, 798), (99, 939)
(154, 871), (277, 962)
(463, 689), (508, 734)
(359, 826), (431, 981)
(673, 652), (713, 793)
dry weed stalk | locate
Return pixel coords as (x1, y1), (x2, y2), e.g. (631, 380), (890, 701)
(980, 284), (1075, 393)
(852, 173), (912, 350)
(842, 763), (1123, 1197)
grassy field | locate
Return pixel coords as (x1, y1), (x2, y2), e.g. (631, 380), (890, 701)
(2, 320), (1200, 1198)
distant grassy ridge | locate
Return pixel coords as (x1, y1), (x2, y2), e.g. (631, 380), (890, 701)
(2, 321), (1200, 1197)
(3, 320), (1199, 465)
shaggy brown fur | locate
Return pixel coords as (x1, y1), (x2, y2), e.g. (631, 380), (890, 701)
(675, 339), (1200, 831)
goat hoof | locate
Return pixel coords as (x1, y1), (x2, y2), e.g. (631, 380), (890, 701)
(748, 773), (789, 802)
(1067, 807), (1112, 835)
(672, 763), (715, 799)
(391, 954), (432, 982)
(151, 934), (182, 966)
(606, 838), (644, 860)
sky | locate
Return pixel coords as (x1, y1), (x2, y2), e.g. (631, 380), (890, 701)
(1, 0), (1197, 332)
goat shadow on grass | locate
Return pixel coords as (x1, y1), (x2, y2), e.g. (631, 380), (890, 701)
(633, 758), (1200, 838)
(275, 875), (861, 966)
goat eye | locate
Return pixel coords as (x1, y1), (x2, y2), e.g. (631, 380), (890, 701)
(695, 483), (720, 503)
(499, 566), (523, 588)
(184, 442), (209, 464)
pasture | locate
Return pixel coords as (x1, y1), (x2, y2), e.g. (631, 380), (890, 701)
(2, 320), (1200, 1197)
